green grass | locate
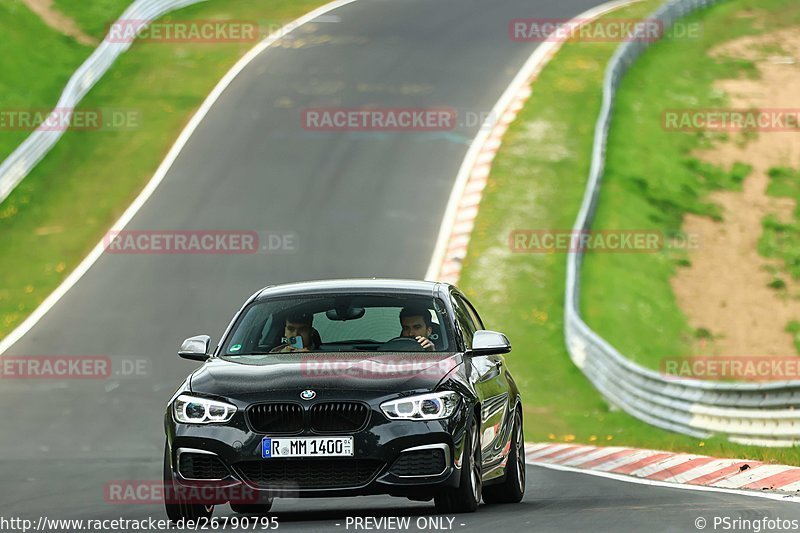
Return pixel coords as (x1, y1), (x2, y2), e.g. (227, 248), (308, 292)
(0, 0), (135, 166)
(760, 166), (800, 280)
(581, 0), (800, 369)
(0, 1), (94, 161)
(458, 0), (800, 463)
(0, 0), (327, 336)
(5, 0), (799, 464)
(53, 0), (134, 40)
(786, 320), (800, 354)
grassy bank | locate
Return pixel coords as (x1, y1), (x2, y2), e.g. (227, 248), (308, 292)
(581, 0), (800, 368)
(0, 0), (326, 337)
(54, 0), (134, 40)
(761, 166), (800, 280)
(0, 1), (94, 161)
(458, 0), (799, 463)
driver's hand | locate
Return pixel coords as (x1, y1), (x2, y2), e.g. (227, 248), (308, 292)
(415, 336), (435, 351)
(272, 345), (310, 353)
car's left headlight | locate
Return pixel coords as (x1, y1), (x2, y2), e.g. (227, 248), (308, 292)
(380, 391), (461, 420)
(173, 394), (237, 424)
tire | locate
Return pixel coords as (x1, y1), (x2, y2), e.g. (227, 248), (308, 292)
(434, 418), (481, 513)
(230, 501), (273, 515)
(163, 442), (215, 522)
(482, 409), (525, 504)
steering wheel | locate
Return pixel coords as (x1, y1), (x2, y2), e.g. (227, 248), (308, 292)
(378, 336), (426, 352)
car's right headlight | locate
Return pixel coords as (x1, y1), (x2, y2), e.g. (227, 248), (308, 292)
(380, 391), (461, 420)
(173, 394), (237, 424)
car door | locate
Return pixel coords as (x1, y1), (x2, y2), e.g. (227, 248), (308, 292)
(451, 292), (510, 471)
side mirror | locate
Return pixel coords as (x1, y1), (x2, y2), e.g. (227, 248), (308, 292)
(469, 330), (511, 355)
(178, 335), (211, 361)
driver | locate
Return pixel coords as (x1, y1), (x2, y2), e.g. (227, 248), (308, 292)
(399, 306), (436, 351)
(271, 312), (321, 352)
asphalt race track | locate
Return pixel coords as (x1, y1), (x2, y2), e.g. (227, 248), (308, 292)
(2, 0), (799, 529)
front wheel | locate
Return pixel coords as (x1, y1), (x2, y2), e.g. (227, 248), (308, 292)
(163, 442), (214, 522)
(434, 418), (481, 513)
(482, 409), (525, 504)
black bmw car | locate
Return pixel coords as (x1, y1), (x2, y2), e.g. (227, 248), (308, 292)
(164, 279), (525, 520)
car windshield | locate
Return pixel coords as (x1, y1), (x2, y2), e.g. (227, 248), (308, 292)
(219, 294), (454, 356)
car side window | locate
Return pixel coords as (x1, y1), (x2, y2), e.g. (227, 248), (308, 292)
(462, 298), (484, 331)
(451, 294), (477, 350)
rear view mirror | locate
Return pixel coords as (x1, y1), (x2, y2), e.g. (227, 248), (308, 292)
(326, 306), (365, 321)
(178, 335), (211, 361)
(469, 330), (511, 355)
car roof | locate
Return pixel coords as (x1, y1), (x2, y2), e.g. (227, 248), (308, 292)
(254, 278), (451, 301)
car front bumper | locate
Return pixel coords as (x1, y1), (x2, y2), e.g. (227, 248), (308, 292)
(164, 400), (469, 502)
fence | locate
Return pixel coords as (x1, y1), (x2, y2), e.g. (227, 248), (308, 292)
(564, 0), (800, 447)
(0, 0), (211, 204)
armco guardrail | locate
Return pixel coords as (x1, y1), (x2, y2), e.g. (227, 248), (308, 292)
(0, 0), (210, 205)
(565, 0), (800, 447)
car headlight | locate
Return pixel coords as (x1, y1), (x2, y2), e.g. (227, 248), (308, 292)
(380, 391), (461, 420)
(173, 394), (237, 424)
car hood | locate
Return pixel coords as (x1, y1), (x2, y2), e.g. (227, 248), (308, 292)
(189, 352), (463, 397)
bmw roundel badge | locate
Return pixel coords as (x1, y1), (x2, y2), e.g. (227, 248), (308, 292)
(300, 389), (316, 401)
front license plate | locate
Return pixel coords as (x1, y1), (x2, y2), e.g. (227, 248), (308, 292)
(261, 437), (353, 458)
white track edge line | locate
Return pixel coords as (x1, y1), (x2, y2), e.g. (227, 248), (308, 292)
(424, 0), (644, 281)
(0, 0), (358, 355)
(1, 0), (639, 350)
(528, 461), (800, 504)
(4, 0), (795, 503)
